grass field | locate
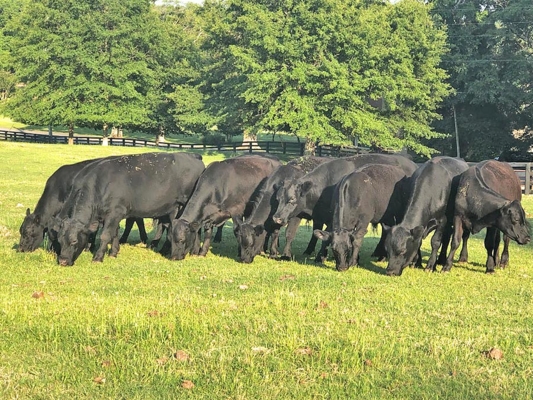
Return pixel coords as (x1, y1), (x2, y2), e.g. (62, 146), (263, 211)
(1, 142), (533, 399)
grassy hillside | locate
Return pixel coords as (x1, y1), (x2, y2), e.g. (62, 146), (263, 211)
(0, 142), (532, 399)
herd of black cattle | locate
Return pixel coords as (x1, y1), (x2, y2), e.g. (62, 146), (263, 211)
(18, 151), (531, 275)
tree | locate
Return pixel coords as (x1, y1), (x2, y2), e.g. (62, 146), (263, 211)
(431, 0), (533, 160)
(3, 0), (161, 143)
(201, 0), (450, 156)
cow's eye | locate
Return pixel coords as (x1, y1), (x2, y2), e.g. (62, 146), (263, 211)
(71, 240), (78, 246)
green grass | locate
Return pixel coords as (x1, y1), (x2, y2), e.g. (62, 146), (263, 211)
(1, 142), (533, 399)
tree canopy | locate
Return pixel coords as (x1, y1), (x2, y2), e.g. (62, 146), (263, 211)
(201, 0), (450, 155)
(430, 0), (533, 160)
(3, 0), (531, 158)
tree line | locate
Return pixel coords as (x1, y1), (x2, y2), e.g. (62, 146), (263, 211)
(0, 0), (531, 160)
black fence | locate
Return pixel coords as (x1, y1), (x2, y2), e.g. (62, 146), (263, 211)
(0, 129), (370, 157)
(2, 129), (532, 194)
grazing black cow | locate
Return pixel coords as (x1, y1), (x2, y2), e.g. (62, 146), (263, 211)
(169, 155), (282, 260)
(272, 154), (418, 262)
(234, 156), (331, 263)
(384, 156), (469, 276)
(314, 164), (412, 271)
(54, 152), (205, 266)
(18, 158), (147, 253)
(443, 160), (530, 273)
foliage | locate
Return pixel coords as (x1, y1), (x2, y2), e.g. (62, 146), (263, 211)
(201, 0), (450, 156)
(2, 0), (160, 131)
(430, 0), (533, 160)
(1, 142), (533, 398)
(201, 131), (226, 145)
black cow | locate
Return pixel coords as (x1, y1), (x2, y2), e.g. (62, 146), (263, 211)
(234, 156), (331, 263)
(55, 152), (205, 266)
(19, 158), (147, 253)
(169, 155), (282, 260)
(272, 154), (418, 262)
(443, 160), (530, 273)
(384, 156), (469, 276)
(314, 164), (412, 271)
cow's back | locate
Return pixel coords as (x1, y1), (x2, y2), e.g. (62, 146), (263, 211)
(64, 152), (205, 219)
(477, 160), (522, 201)
(181, 155), (281, 223)
(401, 157), (469, 228)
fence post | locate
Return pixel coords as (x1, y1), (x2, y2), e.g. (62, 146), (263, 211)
(526, 163), (531, 195)
(266, 142), (270, 154)
(249, 142), (253, 153)
(317, 146), (322, 157)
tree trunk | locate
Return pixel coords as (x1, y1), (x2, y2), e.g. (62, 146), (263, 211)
(102, 123), (109, 146)
(48, 124), (53, 136)
(304, 137), (316, 155)
(68, 123), (74, 145)
(241, 129), (257, 143)
(156, 126), (165, 144)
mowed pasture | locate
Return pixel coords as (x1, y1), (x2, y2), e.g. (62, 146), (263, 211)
(1, 142), (533, 399)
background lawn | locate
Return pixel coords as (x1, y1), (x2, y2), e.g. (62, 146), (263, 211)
(0, 142), (532, 399)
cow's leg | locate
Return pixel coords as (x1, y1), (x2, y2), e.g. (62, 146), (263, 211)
(268, 229), (281, 258)
(93, 217), (121, 262)
(371, 224), (387, 261)
(349, 226), (368, 268)
(499, 234), (510, 268)
(109, 227), (121, 258)
(484, 227), (498, 273)
(135, 218), (148, 244)
(442, 216), (463, 272)
(280, 217), (301, 260)
(314, 223), (331, 263)
(263, 230), (273, 254)
(425, 222), (445, 272)
(150, 218), (165, 249)
(437, 223), (453, 266)
(119, 218), (135, 244)
(213, 222), (224, 243)
(458, 228), (470, 263)
(304, 219), (323, 255)
(199, 226), (213, 257)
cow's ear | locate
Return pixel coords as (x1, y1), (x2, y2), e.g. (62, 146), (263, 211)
(88, 220), (99, 233)
(410, 226), (425, 241)
(254, 225), (264, 236)
(300, 181), (313, 195)
(314, 229), (331, 241)
(26, 208), (31, 217)
(382, 224), (391, 234)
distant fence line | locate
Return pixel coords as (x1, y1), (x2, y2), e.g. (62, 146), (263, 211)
(0, 129), (369, 158)
(2, 129), (532, 194)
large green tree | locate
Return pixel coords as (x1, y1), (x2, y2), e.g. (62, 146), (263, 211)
(3, 0), (161, 142)
(431, 0), (533, 160)
(201, 0), (450, 155)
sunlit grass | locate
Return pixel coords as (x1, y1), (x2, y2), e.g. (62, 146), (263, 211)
(1, 142), (533, 399)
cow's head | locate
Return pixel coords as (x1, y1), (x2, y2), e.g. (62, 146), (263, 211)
(384, 225), (424, 276)
(272, 180), (312, 225)
(234, 221), (266, 263)
(18, 208), (45, 252)
(57, 218), (99, 266)
(497, 200), (531, 245)
(314, 228), (354, 271)
(170, 219), (200, 260)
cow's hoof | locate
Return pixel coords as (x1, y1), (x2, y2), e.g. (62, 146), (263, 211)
(279, 256), (292, 262)
(485, 270), (495, 275)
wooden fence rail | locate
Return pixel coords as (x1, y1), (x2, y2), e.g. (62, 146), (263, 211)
(2, 129), (532, 194)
